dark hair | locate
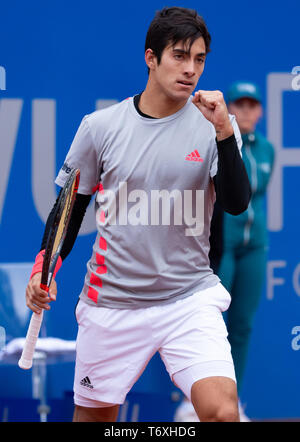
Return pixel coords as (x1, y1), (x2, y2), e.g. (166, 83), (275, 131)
(145, 7), (211, 65)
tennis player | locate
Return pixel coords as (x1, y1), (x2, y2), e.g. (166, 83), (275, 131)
(25, 7), (251, 422)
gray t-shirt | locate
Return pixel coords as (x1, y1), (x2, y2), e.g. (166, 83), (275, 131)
(55, 96), (242, 308)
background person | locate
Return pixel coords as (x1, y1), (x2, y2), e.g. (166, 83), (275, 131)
(218, 81), (275, 420)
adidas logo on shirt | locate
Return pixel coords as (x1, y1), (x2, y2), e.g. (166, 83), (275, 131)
(80, 376), (94, 389)
(185, 149), (204, 162)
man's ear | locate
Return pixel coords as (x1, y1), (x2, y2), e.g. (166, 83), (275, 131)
(145, 48), (157, 71)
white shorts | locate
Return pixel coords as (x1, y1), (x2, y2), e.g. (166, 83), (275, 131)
(73, 282), (236, 407)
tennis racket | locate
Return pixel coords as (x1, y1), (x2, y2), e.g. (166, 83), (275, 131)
(18, 168), (80, 369)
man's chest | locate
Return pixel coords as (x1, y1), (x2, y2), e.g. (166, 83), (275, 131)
(99, 122), (215, 193)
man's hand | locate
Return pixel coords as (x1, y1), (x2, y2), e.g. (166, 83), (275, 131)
(26, 272), (57, 314)
(192, 90), (234, 141)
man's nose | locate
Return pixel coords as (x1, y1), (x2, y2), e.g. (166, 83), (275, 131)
(183, 60), (196, 76)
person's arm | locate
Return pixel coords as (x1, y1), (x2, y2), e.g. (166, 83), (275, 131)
(26, 113), (101, 313)
(40, 190), (91, 260)
(192, 90), (251, 215)
(213, 134), (251, 215)
(26, 191), (91, 313)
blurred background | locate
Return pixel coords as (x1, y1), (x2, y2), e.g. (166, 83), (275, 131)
(0, 0), (299, 421)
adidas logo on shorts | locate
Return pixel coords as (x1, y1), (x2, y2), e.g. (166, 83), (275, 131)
(80, 376), (94, 389)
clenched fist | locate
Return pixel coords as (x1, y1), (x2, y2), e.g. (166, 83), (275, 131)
(192, 90), (234, 141)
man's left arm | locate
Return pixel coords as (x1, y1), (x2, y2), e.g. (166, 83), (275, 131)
(192, 90), (251, 215)
(213, 134), (251, 215)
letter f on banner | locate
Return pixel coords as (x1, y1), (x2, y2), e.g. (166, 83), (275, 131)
(267, 73), (300, 231)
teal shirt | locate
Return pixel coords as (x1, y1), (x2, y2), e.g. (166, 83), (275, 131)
(223, 131), (275, 249)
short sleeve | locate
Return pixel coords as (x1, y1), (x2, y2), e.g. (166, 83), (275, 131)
(209, 113), (243, 178)
(55, 116), (100, 195)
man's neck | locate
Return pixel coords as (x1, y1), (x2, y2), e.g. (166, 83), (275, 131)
(139, 81), (188, 118)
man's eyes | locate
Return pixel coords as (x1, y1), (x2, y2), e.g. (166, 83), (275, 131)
(173, 54), (204, 63)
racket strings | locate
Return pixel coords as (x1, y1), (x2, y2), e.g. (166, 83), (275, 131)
(42, 170), (80, 287)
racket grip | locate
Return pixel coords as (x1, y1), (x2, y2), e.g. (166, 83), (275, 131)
(18, 310), (44, 369)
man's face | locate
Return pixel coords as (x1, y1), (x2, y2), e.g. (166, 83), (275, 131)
(148, 37), (206, 102)
(228, 98), (262, 134)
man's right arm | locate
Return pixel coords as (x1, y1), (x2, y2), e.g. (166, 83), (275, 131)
(40, 190), (91, 259)
(26, 192), (91, 313)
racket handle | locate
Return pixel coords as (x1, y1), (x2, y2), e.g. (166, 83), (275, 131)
(18, 310), (44, 369)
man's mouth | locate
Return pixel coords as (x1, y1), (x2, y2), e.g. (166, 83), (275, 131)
(177, 80), (193, 87)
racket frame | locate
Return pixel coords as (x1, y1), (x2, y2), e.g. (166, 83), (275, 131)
(18, 168), (80, 369)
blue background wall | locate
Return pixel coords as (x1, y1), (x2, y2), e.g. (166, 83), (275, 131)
(0, 0), (299, 420)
